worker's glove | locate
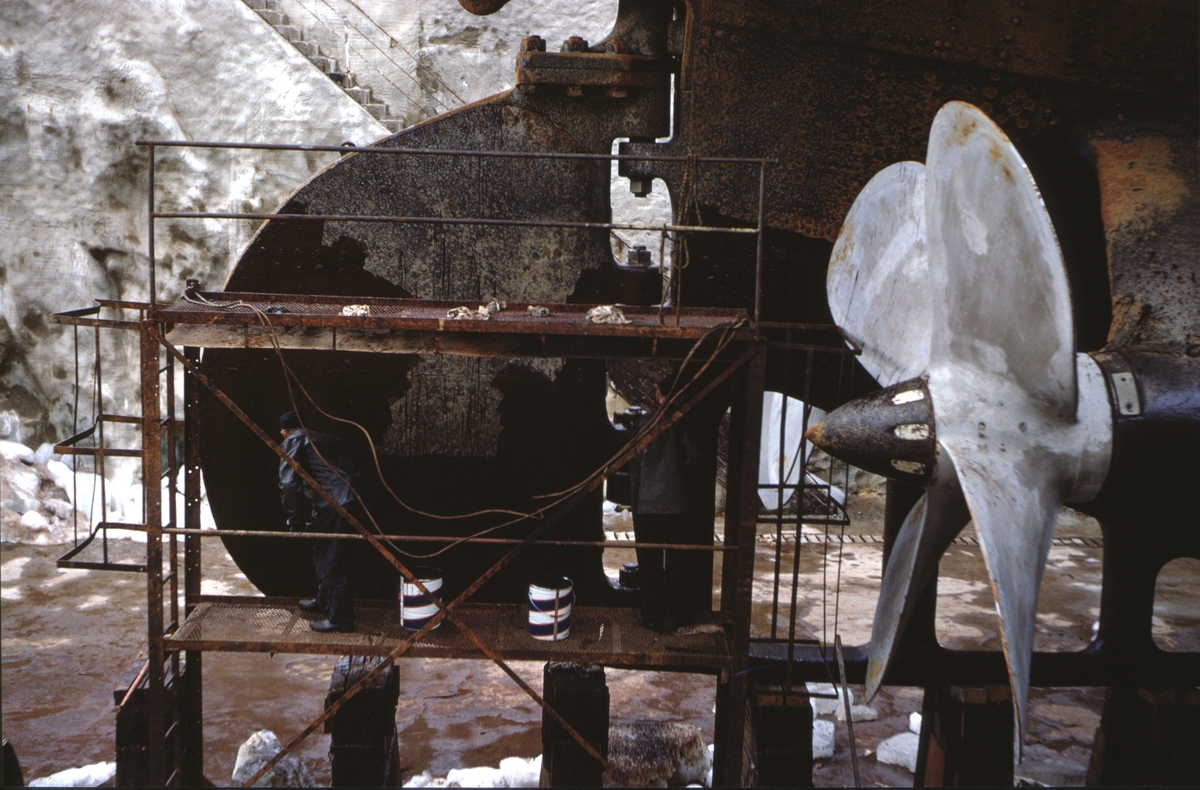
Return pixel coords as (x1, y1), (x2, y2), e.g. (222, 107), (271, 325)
(286, 503), (313, 532)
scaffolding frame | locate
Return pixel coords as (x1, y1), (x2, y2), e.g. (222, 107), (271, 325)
(49, 139), (861, 786)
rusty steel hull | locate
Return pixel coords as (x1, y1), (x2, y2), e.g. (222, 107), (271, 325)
(197, 0), (1196, 617)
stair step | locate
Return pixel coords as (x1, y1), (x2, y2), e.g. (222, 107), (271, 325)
(256, 9), (285, 25)
(293, 40), (319, 58)
(273, 24), (304, 43)
(382, 119), (404, 134)
(361, 102), (388, 120)
(345, 86), (373, 104)
(326, 71), (348, 87)
(244, 0), (278, 10)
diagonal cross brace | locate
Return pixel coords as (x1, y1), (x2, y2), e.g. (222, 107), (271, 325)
(150, 326), (610, 776)
(150, 324), (756, 784)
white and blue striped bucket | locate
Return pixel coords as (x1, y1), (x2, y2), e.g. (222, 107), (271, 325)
(528, 577), (574, 641)
(399, 567), (443, 631)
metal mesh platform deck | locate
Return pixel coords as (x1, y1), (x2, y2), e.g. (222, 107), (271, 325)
(160, 292), (753, 359)
(169, 600), (732, 671)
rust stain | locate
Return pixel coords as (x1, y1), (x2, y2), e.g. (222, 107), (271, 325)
(1092, 136), (1189, 231)
(954, 119), (978, 145)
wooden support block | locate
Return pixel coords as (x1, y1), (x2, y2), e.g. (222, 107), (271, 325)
(541, 662), (609, 787)
(749, 680), (815, 787)
(114, 658), (188, 788)
(325, 656), (400, 787)
(1086, 686), (1200, 785)
(915, 685), (1013, 787)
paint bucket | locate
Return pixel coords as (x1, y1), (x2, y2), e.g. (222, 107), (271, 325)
(528, 576), (574, 641)
(399, 567), (443, 631)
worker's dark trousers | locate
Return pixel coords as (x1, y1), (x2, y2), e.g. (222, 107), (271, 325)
(312, 505), (355, 626)
(633, 512), (691, 629)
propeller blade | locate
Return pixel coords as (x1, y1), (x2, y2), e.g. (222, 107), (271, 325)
(827, 161), (930, 387)
(929, 351), (1113, 745)
(925, 102), (1076, 421)
(866, 453), (971, 700)
(939, 440), (1061, 747)
(759, 393), (824, 511)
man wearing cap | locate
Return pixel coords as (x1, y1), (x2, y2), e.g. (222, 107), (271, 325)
(279, 411), (357, 632)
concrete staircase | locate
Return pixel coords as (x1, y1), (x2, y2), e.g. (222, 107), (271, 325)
(244, 0), (404, 133)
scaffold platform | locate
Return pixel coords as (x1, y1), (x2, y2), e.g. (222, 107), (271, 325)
(159, 291), (754, 359)
(169, 600), (731, 670)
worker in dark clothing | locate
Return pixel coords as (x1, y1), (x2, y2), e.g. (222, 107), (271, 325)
(630, 374), (722, 632)
(279, 411), (357, 632)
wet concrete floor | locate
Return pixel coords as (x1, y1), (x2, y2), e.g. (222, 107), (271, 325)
(2, 493), (1197, 786)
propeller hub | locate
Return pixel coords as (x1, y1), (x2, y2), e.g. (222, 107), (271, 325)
(804, 376), (937, 485)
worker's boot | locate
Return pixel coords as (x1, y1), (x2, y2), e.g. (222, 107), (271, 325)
(299, 598), (323, 613)
(299, 590), (327, 613)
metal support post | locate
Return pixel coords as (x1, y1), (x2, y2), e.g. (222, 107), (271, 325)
(714, 343), (766, 787)
(182, 347), (203, 785)
(140, 319), (166, 784)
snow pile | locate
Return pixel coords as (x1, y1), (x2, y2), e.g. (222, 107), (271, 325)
(2, 441), (215, 545)
(28, 761), (116, 787)
(1, 445), (86, 545)
(46, 460), (114, 523)
(403, 755), (541, 788)
(231, 729), (314, 787)
(876, 731), (920, 773)
(604, 721), (711, 787)
(1, 0), (387, 447)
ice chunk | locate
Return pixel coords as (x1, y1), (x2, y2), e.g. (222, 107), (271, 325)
(231, 729), (314, 787)
(909, 711), (922, 734)
(47, 460), (107, 521)
(876, 731), (920, 773)
(836, 703), (879, 722)
(807, 682), (853, 716)
(20, 510), (49, 530)
(28, 761), (116, 787)
(444, 765), (506, 786)
(3, 464), (41, 507)
(812, 719), (835, 760)
(401, 756), (541, 788)
(34, 442), (59, 465)
(0, 441), (35, 463)
(498, 755), (541, 787)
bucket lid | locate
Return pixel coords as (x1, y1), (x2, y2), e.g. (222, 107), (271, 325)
(407, 566), (442, 582)
(530, 575), (572, 591)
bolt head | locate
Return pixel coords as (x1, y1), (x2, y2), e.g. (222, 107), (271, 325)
(520, 35), (546, 52)
(561, 36), (589, 52)
(605, 37), (630, 54)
